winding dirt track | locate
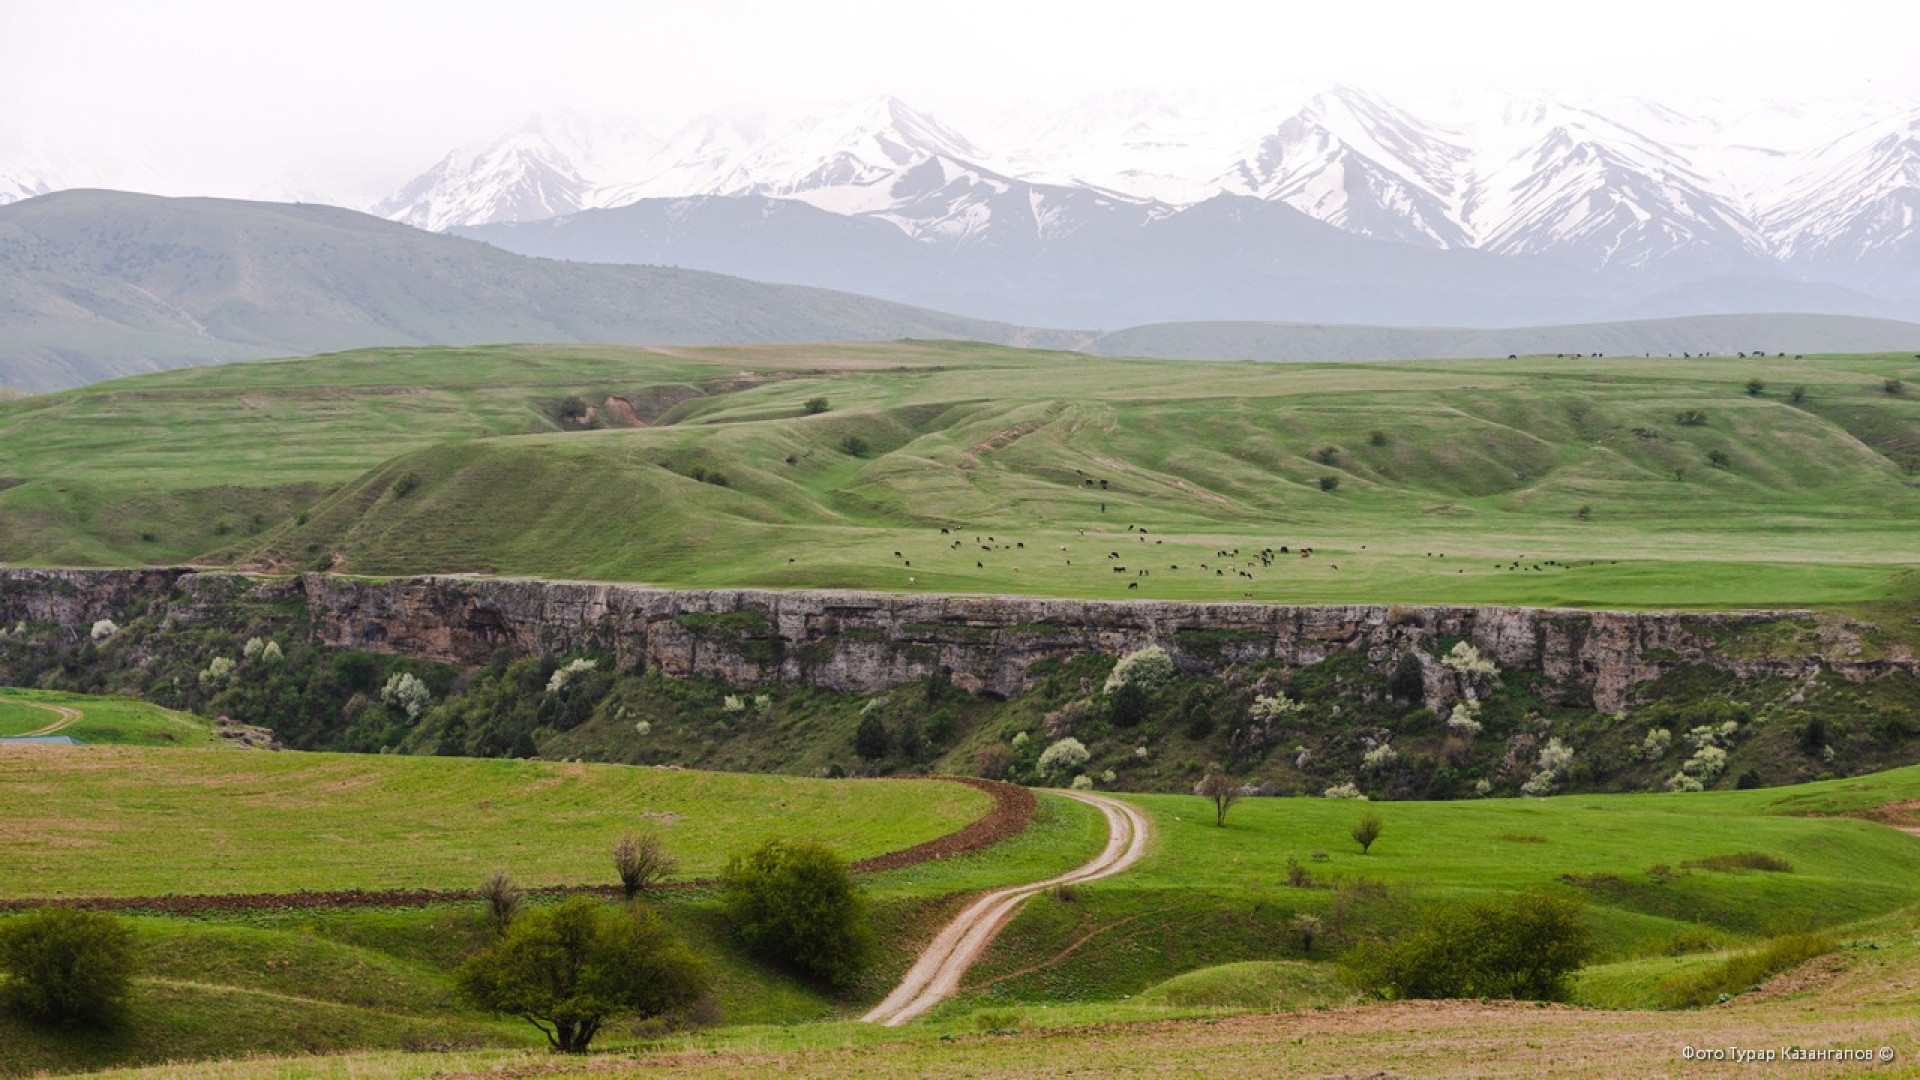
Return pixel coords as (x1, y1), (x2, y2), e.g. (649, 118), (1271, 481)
(10, 701), (82, 737)
(863, 790), (1151, 1027)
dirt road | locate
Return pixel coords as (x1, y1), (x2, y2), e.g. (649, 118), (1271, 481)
(10, 701), (82, 737)
(862, 789), (1151, 1026)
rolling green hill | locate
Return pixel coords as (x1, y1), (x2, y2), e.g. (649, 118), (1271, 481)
(1, 339), (1912, 609)
(0, 688), (217, 746)
(0, 191), (1070, 393)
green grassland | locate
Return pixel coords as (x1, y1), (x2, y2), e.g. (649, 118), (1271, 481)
(0, 745), (989, 898)
(0, 342), (1914, 608)
(947, 767), (1920, 1018)
(0, 687), (217, 745)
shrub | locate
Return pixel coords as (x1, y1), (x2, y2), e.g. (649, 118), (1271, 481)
(456, 896), (708, 1052)
(1323, 782), (1366, 800)
(804, 396), (830, 414)
(478, 869), (523, 934)
(199, 655), (236, 687)
(1707, 448), (1730, 469)
(1446, 700), (1482, 737)
(854, 714), (891, 759)
(1069, 774), (1094, 790)
(1352, 809), (1385, 854)
(1789, 385), (1807, 404)
(613, 832), (677, 898)
(1037, 737), (1091, 777)
(1249, 693), (1303, 722)
(260, 640), (283, 664)
(974, 743), (1015, 780)
(1105, 681), (1151, 727)
(720, 838), (874, 988)
(1368, 430), (1388, 447)
(1318, 475), (1340, 492)
(1388, 653), (1425, 702)
(1886, 378), (1906, 396)
(1312, 445), (1340, 465)
(1675, 409), (1708, 426)
(381, 672), (431, 722)
(1744, 378), (1765, 396)
(1342, 890), (1593, 1002)
(547, 658), (598, 695)
(840, 435), (870, 457)
(1293, 913), (1327, 955)
(722, 693), (747, 713)
(1285, 856), (1314, 888)
(89, 619), (118, 642)
(1104, 645), (1174, 693)
(1657, 933), (1832, 1008)
(0, 907), (136, 1027)
(1681, 851), (1793, 873)
(1440, 641), (1498, 679)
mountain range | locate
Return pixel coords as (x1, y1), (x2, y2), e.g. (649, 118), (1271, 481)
(327, 88), (1920, 327)
(0, 190), (1061, 393)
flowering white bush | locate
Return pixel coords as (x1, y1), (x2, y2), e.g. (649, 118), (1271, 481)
(1100, 769), (1117, 785)
(1687, 721), (1739, 750)
(634, 720), (652, 736)
(381, 672), (431, 721)
(1134, 745), (1150, 760)
(1362, 743), (1399, 770)
(260, 640), (283, 664)
(752, 694), (772, 712)
(1322, 782), (1367, 800)
(1010, 731), (1030, 748)
(243, 636), (265, 660)
(1441, 641), (1499, 679)
(1070, 774), (1095, 790)
(547, 657), (597, 695)
(90, 619), (118, 642)
(1445, 700), (1482, 736)
(199, 655), (235, 687)
(1522, 737), (1574, 796)
(1104, 645), (1174, 693)
(721, 694), (746, 713)
(1666, 771), (1705, 792)
(1473, 778), (1494, 796)
(1636, 727), (1672, 761)
(1037, 737), (1091, 777)
(1250, 693), (1304, 722)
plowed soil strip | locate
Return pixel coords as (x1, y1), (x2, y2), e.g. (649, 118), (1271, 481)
(0, 777), (1033, 915)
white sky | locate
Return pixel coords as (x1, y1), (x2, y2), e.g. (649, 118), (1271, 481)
(4, 0), (1918, 202)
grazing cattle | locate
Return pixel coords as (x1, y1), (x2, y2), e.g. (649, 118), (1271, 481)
(1128, 581), (1138, 590)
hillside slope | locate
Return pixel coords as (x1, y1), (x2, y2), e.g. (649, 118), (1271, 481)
(0, 341), (1914, 608)
(0, 191), (1065, 392)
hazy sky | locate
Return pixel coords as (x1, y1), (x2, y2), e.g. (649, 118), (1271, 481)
(5, 0), (1918, 201)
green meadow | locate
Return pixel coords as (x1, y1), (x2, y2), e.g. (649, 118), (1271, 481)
(0, 745), (989, 898)
(0, 342), (1912, 608)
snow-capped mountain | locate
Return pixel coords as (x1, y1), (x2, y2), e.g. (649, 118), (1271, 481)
(1217, 88), (1472, 248)
(1763, 108), (1920, 293)
(348, 90), (1920, 320)
(1461, 98), (1771, 275)
(375, 110), (660, 232)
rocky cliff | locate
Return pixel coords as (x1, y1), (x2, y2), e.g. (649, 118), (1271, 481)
(3, 568), (1911, 714)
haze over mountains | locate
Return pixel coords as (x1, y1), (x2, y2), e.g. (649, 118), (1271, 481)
(339, 88), (1920, 327)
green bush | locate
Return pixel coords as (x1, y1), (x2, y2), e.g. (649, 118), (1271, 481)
(1341, 890), (1594, 1001)
(720, 838), (874, 988)
(0, 907), (136, 1027)
(1657, 932), (1833, 1008)
(455, 895), (707, 1053)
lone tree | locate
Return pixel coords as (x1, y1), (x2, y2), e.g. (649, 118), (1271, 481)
(854, 713), (891, 760)
(456, 896), (707, 1053)
(721, 838), (874, 988)
(1195, 766), (1243, 827)
(0, 907), (136, 1027)
(803, 396), (830, 414)
(612, 832), (677, 900)
(1351, 809), (1385, 854)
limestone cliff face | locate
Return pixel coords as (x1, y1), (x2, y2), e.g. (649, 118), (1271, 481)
(2, 568), (1910, 713)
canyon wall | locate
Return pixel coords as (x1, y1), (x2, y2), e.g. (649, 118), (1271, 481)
(1, 568), (1910, 713)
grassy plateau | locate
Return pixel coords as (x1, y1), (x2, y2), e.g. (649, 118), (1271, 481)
(0, 687), (218, 745)
(0, 341), (1912, 608)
